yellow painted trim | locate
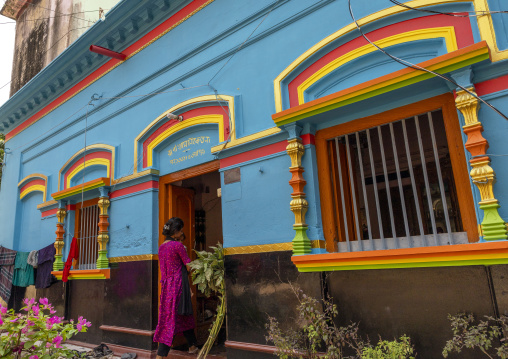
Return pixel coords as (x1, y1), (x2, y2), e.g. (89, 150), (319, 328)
(210, 127), (282, 153)
(37, 200), (58, 210)
(112, 168), (160, 185)
(273, 0), (507, 113)
(18, 173), (48, 202)
(296, 252), (508, 268)
(66, 158), (111, 189)
(20, 185), (46, 201)
(223, 240), (324, 255)
(273, 43), (489, 124)
(58, 144), (115, 191)
(145, 114), (224, 168)
(109, 254), (158, 263)
(296, 27), (457, 105)
(134, 95), (234, 173)
(18, 173), (47, 187)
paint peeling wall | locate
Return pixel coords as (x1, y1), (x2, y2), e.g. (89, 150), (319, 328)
(4, 0), (119, 96)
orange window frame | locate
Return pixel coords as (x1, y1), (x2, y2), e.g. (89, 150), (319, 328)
(314, 93), (478, 253)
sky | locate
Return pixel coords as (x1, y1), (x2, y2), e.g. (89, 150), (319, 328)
(0, 0), (15, 108)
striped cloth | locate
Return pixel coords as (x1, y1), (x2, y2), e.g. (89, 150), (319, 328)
(0, 246), (17, 303)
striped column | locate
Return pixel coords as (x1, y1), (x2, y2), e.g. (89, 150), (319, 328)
(455, 88), (507, 240)
(286, 125), (311, 255)
(96, 194), (110, 269)
(53, 204), (66, 271)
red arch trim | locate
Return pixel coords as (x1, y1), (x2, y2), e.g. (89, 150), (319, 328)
(63, 151), (112, 189)
(142, 106), (228, 168)
(287, 14), (474, 108)
(19, 179), (46, 194)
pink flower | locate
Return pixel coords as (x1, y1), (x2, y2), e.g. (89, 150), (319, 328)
(39, 298), (49, 306)
(0, 305), (7, 314)
(52, 335), (63, 348)
(31, 306), (39, 316)
(86, 321), (92, 327)
(30, 356), (39, 359)
(0, 317), (3, 325)
(27, 319), (34, 326)
(10, 317), (19, 323)
(21, 327), (28, 334)
(50, 308), (56, 314)
(77, 323), (82, 331)
(23, 298), (35, 306)
(46, 343), (51, 348)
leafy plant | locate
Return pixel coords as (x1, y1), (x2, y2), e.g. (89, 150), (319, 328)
(362, 336), (415, 359)
(189, 243), (225, 359)
(266, 285), (416, 359)
(0, 297), (91, 358)
(443, 313), (508, 359)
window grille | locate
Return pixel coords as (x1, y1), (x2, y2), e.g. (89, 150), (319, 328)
(327, 110), (466, 252)
(76, 204), (100, 269)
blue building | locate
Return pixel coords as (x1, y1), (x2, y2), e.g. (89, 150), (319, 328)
(2, 0), (508, 357)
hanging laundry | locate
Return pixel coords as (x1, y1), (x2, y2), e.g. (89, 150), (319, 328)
(35, 243), (56, 289)
(13, 252), (35, 287)
(62, 237), (79, 282)
(0, 246), (17, 303)
(27, 250), (38, 268)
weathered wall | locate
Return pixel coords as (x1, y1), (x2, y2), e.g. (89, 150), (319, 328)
(5, 0), (119, 96)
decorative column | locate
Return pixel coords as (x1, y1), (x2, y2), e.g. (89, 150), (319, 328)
(286, 124), (311, 255)
(455, 88), (507, 240)
(96, 187), (110, 269)
(53, 202), (66, 271)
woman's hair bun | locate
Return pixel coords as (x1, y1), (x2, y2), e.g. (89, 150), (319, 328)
(162, 217), (184, 238)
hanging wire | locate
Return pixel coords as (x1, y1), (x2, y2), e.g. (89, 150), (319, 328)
(0, 24), (93, 92)
(388, 0), (508, 17)
(21, 0), (94, 24)
(348, 0), (508, 121)
(0, 9), (109, 25)
(207, 0), (280, 86)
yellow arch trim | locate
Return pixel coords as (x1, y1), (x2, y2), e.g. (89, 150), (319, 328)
(18, 173), (47, 202)
(58, 144), (115, 191)
(66, 158), (111, 189)
(274, 0), (505, 113)
(297, 27), (457, 105)
(145, 114), (224, 168)
(20, 185), (46, 201)
(134, 95), (234, 173)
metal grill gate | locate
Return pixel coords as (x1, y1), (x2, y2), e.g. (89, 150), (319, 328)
(77, 204), (100, 269)
(329, 110), (467, 252)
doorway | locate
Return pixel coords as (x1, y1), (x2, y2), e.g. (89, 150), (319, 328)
(158, 160), (226, 354)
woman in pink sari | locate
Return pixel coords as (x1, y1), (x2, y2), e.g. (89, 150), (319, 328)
(154, 217), (198, 358)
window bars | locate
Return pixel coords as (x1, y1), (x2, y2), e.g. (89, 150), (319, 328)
(328, 110), (466, 252)
(77, 204), (100, 269)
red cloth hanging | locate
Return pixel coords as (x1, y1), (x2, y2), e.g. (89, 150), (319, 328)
(62, 237), (79, 282)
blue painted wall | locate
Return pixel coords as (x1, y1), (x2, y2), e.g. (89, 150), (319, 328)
(1, 0), (508, 257)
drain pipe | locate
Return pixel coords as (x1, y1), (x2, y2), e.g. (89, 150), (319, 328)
(89, 45), (127, 61)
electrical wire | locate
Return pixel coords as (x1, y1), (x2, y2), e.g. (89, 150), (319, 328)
(0, 9), (109, 25)
(388, 0), (508, 17)
(207, 0), (280, 86)
(21, 0), (93, 24)
(0, 24), (93, 92)
(6, 103), (89, 151)
(348, 0), (508, 121)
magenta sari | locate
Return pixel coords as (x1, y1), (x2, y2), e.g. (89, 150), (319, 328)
(154, 240), (195, 346)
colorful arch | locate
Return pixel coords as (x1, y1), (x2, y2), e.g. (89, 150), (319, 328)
(58, 144), (115, 191)
(134, 95), (234, 172)
(18, 174), (48, 202)
(275, 12), (474, 112)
